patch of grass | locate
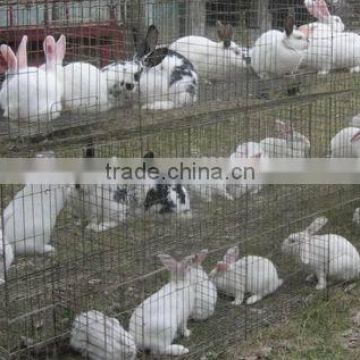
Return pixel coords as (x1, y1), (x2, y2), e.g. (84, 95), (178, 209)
(233, 285), (360, 360)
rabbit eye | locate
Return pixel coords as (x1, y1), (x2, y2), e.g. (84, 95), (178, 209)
(234, 49), (240, 56)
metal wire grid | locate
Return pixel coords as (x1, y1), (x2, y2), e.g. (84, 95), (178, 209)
(0, 1), (360, 359)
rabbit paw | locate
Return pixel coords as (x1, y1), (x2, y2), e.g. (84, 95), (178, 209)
(43, 245), (56, 256)
(231, 298), (243, 306)
(246, 295), (262, 305)
(0, 278), (5, 285)
(315, 282), (327, 290)
(350, 66), (360, 74)
(86, 222), (117, 233)
(318, 70), (330, 76)
(163, 345), (189, 355)
(182, 328), (191, 338)
(142, 101), (174, 110)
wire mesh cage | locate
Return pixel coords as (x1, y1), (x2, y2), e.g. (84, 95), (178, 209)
(1, 0), (360, 359)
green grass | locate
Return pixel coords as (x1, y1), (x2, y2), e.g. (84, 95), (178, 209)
(233, 285), (360, 360)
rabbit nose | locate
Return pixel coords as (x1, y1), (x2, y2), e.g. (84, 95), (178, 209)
(125, 83), (134, 91)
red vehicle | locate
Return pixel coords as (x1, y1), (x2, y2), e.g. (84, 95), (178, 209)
(0, 0), (128, 73)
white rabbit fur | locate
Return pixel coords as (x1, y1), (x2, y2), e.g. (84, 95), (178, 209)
(193, 141), (262, 202)
(260, 119), (310, 158)
(133, 25), (198, 110)
(251, 16), (309, 79)
(301, 32), (360, 75)
(186, 249), (217, 321)
(72, 184), (129, 233)
(0, 228), (14, 285)
(129, 254), (195, 356)
(225, 141), (263, 199)
(101, 61), (138, 107)
(62, 62), (110, 113)
(330, 127), (360, 157)
(39, 34), (65, 111)
(70, 310), (136, 360)
(299, 0), (358, 74)
(0, 35), (61, 123)
(3, 184), (73, 255)
(281, 216), (360, 289)
(169, 21), (248, 81)
(209, 246), (283, 305)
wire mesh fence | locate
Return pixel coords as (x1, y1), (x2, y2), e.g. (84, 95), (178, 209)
(1, 0), (360, 359)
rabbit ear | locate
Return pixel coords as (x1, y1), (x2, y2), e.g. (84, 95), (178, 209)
(193, 249), (208, 265)
(305, 216), (328, 235)
(144, 25), (159, 53)
(275, 119), (294, 138)
(56, 34), (66, 63)
(135, 25), (159, 59)
(224, 246), (239, 264)
(300, 241), (311, 265)
(216, 21), (234, 44)
(305, 0), (331, 20)
(284, 16), (295, 36)
(16, 35), (28, 69)
(0, 45), (17, 72)
(351, 130), (360, 143)
(43, 35), (57, 68)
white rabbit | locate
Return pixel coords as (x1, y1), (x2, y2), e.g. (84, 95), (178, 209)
(299, 0), (344, 38)
(169, 21), (248, 81)
(129, 254), (195, 356)
(301, 31), (360, 75)
(0, 35), (61, 123)
(260, 119), (310, 158)
(226, 141), (263, 198)
(330, 127), (360, 157)
(133, 25), (198, 110)
(281, 216), (360, 289)
(209, 246), (283, 305)
(185, 249), (217, 321)
(0, 227), (14, 285)
(73, 184), (129, 233)
(70, 310), (136, 360)
(101, 61), (139, 107)
(63, 61), (109, 113)
(39, 34), (65, 106)
(251, 16), (310, 79)
(3, 184), (73, 256)
(193, 142), (262, 202)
